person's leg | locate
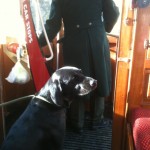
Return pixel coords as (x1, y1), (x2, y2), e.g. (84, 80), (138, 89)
(90, 96), (105, 128)
(68, 98), (85, 133)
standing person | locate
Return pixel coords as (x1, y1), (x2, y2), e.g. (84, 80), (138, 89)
(39, 0), (119, 133)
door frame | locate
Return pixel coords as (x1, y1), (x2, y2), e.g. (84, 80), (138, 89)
(111, 0), (136, 149)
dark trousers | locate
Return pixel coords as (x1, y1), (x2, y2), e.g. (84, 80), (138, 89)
(68, 96), (104, 129)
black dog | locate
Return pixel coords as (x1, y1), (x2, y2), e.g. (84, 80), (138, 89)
(1, 66), (97, 150)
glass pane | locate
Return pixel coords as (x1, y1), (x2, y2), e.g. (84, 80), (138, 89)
(110, 1), (122, 36)
(30, 0), (52, 37)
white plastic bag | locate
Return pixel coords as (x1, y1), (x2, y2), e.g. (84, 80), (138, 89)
(5, 61), (30, 84)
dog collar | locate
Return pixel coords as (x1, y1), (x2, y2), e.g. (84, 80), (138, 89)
(32, 95), (63, 111)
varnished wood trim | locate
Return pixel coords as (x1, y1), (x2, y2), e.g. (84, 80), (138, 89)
(0, 44), (5, 143)
(126, 123), (134, 150)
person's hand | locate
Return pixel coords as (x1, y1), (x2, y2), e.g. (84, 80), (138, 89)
(41, 43), (53, 57)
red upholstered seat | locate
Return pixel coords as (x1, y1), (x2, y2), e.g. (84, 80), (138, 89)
(130, 107), (150, 150)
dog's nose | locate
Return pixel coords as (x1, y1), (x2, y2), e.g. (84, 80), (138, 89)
(90, 80), (97, 87)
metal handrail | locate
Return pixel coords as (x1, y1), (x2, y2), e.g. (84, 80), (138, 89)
(35, 0), (54, 61)
(0, 95), (34, 107)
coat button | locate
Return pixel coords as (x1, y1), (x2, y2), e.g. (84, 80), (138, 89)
(76, 24), (80, 28)
(89, 22), (92, 26)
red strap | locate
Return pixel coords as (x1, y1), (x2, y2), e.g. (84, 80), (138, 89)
(22, 0), (50, 91)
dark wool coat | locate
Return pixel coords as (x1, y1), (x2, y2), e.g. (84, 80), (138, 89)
(39, 0), (119, 97)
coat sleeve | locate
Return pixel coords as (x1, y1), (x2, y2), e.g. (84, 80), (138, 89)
(102, 0), (120, 33)
(38, 0), (62, 47)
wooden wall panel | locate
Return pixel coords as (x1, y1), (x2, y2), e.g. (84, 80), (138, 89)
(112, 0), (135, 149)
(128, 6), (150, 111)
(0, 44), (35, 143)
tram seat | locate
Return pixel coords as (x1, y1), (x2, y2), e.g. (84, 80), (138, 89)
(127, 107), (150, 150)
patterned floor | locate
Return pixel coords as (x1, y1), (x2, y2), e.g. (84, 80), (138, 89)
(64, 118), (112, 150)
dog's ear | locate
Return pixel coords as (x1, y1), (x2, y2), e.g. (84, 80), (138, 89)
(49, 80), (63, 106)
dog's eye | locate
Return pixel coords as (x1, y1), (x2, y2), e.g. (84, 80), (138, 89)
(75, 84), (81, 90)
(73, 75), (84, 83)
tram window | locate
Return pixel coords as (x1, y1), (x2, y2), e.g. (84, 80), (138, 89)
(110, 1), (122, 36)
(0, 0), (24, 43)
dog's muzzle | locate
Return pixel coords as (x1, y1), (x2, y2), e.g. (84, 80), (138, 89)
(89, 79), (97, 88)
(75, 77), (97, 96)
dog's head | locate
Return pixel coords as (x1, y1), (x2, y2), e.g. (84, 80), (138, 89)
(38, 66), (97, 107)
